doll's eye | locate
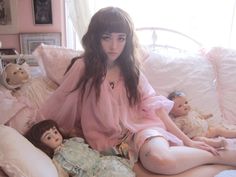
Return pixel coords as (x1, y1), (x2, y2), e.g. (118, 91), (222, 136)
(54, 130), (58, 134)
(47, 136), (51, 140)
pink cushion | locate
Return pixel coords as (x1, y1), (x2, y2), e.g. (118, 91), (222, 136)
(206, 47), (236, 124)
(142, 51), (222, 125)
(33, 44), (81, 85)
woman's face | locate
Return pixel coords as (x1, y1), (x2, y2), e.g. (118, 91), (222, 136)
(40, 126), (63, 150)
(100, 32), (126, 65)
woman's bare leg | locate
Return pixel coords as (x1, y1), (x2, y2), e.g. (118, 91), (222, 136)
(139, 136), (236, 175)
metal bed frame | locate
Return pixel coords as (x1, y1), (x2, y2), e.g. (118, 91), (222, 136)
(136, 27), (202, 52)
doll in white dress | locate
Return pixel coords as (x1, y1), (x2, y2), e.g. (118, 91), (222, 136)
(168, 91), (236, 148)
(0, 62), (57, 109)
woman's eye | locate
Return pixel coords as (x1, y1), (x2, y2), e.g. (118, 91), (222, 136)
(19, 68), (22, 70)
(178, 105), (182, 108)
(13, 72), (17, 75)
(101, 35), (111, 41)
(118, 37), (126, 42)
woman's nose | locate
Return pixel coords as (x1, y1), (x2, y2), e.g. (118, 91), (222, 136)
(110, 39), (117, 49)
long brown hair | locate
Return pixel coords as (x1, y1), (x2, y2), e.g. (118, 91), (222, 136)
(25, 119), (66, 158)
(65, 7), (141, 106)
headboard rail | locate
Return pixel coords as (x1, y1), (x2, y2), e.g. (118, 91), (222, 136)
(136, 27), (202, 52)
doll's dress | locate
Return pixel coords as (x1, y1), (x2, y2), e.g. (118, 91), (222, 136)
(53, 137), (135, 177)
(172, 110), (209, 138)
(15, 76), (57, 109)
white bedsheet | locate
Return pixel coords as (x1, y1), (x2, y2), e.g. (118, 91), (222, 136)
(215, 170), (236, 177)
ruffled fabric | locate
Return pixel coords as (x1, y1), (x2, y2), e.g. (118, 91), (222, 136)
(53, 138), (135, 177)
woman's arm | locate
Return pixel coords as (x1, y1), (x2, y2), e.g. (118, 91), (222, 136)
(155, 107), (219, 155)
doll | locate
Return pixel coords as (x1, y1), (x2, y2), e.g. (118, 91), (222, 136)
(168, 91), (236, 148)
(25, 119), (135, 177)
(0, 62), (57, 109)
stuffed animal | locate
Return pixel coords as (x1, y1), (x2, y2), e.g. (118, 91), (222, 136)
(0, 62), (57, 109)
(1, 63), (30, 90)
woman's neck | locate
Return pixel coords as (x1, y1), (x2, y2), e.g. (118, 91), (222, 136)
(107, 61), (117, 69)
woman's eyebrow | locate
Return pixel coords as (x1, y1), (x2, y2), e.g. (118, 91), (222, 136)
(118, 33), (127, 37)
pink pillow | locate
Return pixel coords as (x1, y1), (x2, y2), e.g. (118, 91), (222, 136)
(142, 51), (222, 125)
(33, 44), (81, 85)
(206, 47), (236, 124)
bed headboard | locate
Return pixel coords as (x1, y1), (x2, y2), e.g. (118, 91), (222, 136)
(136, 27), (202, 53)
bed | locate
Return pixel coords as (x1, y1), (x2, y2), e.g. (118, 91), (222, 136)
(1, 27), (236, 177)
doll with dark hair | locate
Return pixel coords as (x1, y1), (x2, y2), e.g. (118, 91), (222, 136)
(25, 119), (135, 177)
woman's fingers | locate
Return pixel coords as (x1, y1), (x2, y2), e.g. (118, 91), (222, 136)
(190, 140), (220, 156)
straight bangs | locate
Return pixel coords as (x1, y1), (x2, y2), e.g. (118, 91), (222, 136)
(97, 8), (131, 35)
(26, 120), (56, 142)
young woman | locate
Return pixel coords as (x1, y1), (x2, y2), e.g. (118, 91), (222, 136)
(39, 6), (236, 175)
(25, 119), (135, 177)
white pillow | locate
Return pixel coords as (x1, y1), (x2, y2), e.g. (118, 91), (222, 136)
(32, 44), (81, 85)
(206, 47), (236, 124)
(0, 125), (58, 177)
(142, 51), (222, 124)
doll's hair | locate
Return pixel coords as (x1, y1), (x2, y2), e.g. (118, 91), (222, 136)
(167, 91), (185, 101)
(25, 119), (65, 158)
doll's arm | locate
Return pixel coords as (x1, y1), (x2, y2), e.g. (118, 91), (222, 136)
(52, 159), (69, 177)
(201, 113), (213, 119)
(53, 155), (86, 177)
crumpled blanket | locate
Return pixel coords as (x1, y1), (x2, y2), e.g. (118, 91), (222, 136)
(0, 86), (38, 134)
(0, 87), (25, 125)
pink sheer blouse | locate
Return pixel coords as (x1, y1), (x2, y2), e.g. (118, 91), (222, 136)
(39, 59), (180, 154)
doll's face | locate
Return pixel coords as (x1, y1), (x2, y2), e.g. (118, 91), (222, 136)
(5, 64), (29, 86)
(40, 126), (63, 150)
(170, 96), (191, 117)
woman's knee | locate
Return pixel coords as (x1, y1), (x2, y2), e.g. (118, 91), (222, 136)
(139, 148), (177, 173)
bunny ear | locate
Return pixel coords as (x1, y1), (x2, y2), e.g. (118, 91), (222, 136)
(16, 54), (26, 65)
(0, 58), (3, 74)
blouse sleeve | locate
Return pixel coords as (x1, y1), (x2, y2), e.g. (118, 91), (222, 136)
(39, 59), (85, 131)
(138, 72), (174, 117)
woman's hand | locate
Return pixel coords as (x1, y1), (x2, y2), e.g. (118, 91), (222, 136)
(155, 107), (219, 155)
(185, 139), (220, 156)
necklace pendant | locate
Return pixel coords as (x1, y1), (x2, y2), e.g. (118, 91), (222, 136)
(109, 81), (115, 89)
